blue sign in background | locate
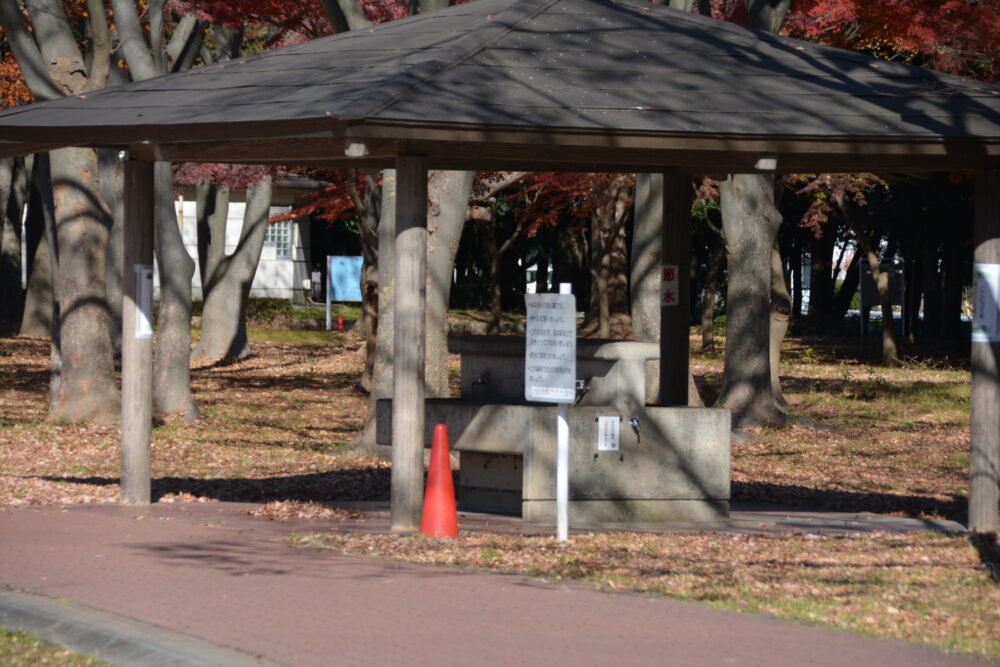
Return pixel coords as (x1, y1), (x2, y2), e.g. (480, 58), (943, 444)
(327, 256), (363, 302)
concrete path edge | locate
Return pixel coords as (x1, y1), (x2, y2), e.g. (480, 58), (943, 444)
(0, 589), (279, 667)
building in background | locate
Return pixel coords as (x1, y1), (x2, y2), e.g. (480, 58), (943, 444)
(156, 176), (326, 304)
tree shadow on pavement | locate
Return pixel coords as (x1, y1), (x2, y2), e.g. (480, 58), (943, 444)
(969, 532), (1000, 583)
(41, 469), (390, 504)
(732, 480), (966, 522)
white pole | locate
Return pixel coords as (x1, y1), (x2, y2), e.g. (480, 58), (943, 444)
(20, 203), (28, 289)
(557, 402), (569, 541)
(557, 282), (572, 542)
(325, 255), (332, 331)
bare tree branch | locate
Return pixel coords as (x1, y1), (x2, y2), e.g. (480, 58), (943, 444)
(318, 0), (371, 33)
(0, 2), (63, 100)
(166, 14), (203, 72)
(111, 0), (156, 80)
(148, 0), (167, 76)
(25, 0), (84, 66)
(469, 171), (528, 205)
(85, 0), (111, 87)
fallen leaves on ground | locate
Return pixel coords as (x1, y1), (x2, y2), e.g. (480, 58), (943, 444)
(302, 529), (1000, 660)
(243, 499), (366, 521)
(1, 330), (992, 658)
(0, 335), (388, 506)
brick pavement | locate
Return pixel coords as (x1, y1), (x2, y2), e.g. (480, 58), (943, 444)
(0, 503), (987, 666)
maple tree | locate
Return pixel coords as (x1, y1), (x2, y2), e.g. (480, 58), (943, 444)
(0, 52), (31, 109)
(784, 0), (1000, 82)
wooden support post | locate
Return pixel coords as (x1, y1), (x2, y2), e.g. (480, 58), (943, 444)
(120, 158), (155, 505)
(391, 156), (428, 532)
(970, 169), (1000, 531)
(658, 173), (692, 406)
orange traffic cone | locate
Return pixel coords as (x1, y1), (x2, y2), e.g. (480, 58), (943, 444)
(420, 424), (459, 538)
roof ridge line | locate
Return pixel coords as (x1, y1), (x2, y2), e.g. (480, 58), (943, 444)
(354, 0), (562, 123)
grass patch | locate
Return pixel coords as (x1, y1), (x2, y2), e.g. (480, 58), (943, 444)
(0, 627), (108, 666)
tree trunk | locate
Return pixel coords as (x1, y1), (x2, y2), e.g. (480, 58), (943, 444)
(98, 149), (124, 357)
(807, 229), (835, 316)
(837, 193), (899, 366)
(373, 171), (397, 403)
(921, 241), (943, 341)
(790, 232), (803, 317)
(716, 174), (787, 427)
(831, 245), (862, 321)
(152, 162), (198, 418)
(352, 171), (397, 454)
(483, 214), (502, 334)
(49, 147), (118, 423)
(534, 244), (549, 294)
(424, 170), (473, 397)
(20, 173), (53, 338)
(32, 155), (62, 408)
(193, 177), (273, 361)
(359, 262), (379, 391)
(701, 232), (724, 351)
(769, 241), (791, 403)
(0, 157), (26, 332)
(940, 237), (964, 346)
(97, 150), (125, 357)
(903, 251), (921, 343)
(585, 175), (631, 338)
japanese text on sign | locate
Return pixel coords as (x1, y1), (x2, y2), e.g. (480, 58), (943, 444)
(597, 416), (620, 451)
(972, 263), (1000, 343)
(524, 293), (576, 403)
(661, 265), (679, 307)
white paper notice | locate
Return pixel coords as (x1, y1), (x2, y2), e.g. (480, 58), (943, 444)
(597, 415), (621, 451)
(525, 292), (577, 403)
(660, 265), (679, 307)
(972, 263), (1000, 343)
(134, 264), (153, 339)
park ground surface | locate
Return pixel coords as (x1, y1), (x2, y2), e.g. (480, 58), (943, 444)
(1, 327), (998, 660)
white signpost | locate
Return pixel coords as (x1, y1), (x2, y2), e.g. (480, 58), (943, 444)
(525, 283), (576, 541)
(972, 263), (1000, 343)
(133, 264), (153, 339)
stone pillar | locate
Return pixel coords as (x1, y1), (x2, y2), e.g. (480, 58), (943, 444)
(658, 173), (692, 407)
(970, 169), (1000, 531)
(120, 158), (155, 505)
(391, 156), (428, 532)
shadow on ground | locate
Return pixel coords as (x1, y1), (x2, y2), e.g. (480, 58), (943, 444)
(970, 532), (1000, 582)
(36, 472), (969, 523)
(41, 470), (391, 503)
(731, 481), (966, 522)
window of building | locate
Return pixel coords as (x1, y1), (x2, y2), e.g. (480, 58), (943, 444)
(265, 207), (293, 259)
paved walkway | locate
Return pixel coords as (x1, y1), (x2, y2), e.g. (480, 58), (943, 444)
(0, 502), (984, 666)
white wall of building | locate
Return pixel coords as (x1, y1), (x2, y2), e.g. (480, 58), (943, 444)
(153, 194), (310, 303)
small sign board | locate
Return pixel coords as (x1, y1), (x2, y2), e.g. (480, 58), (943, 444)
(661, 265), (679, 307)
(524, 292), (576, 403)
(596, 416), (620, 451)
(859, 260), (904, 308)
(972, 263), (1000, 343)
(133, 264), (153, 339)
(327, 255), (363, 302)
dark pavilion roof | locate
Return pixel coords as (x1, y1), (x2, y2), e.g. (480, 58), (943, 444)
(1, 0), (999, 172)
